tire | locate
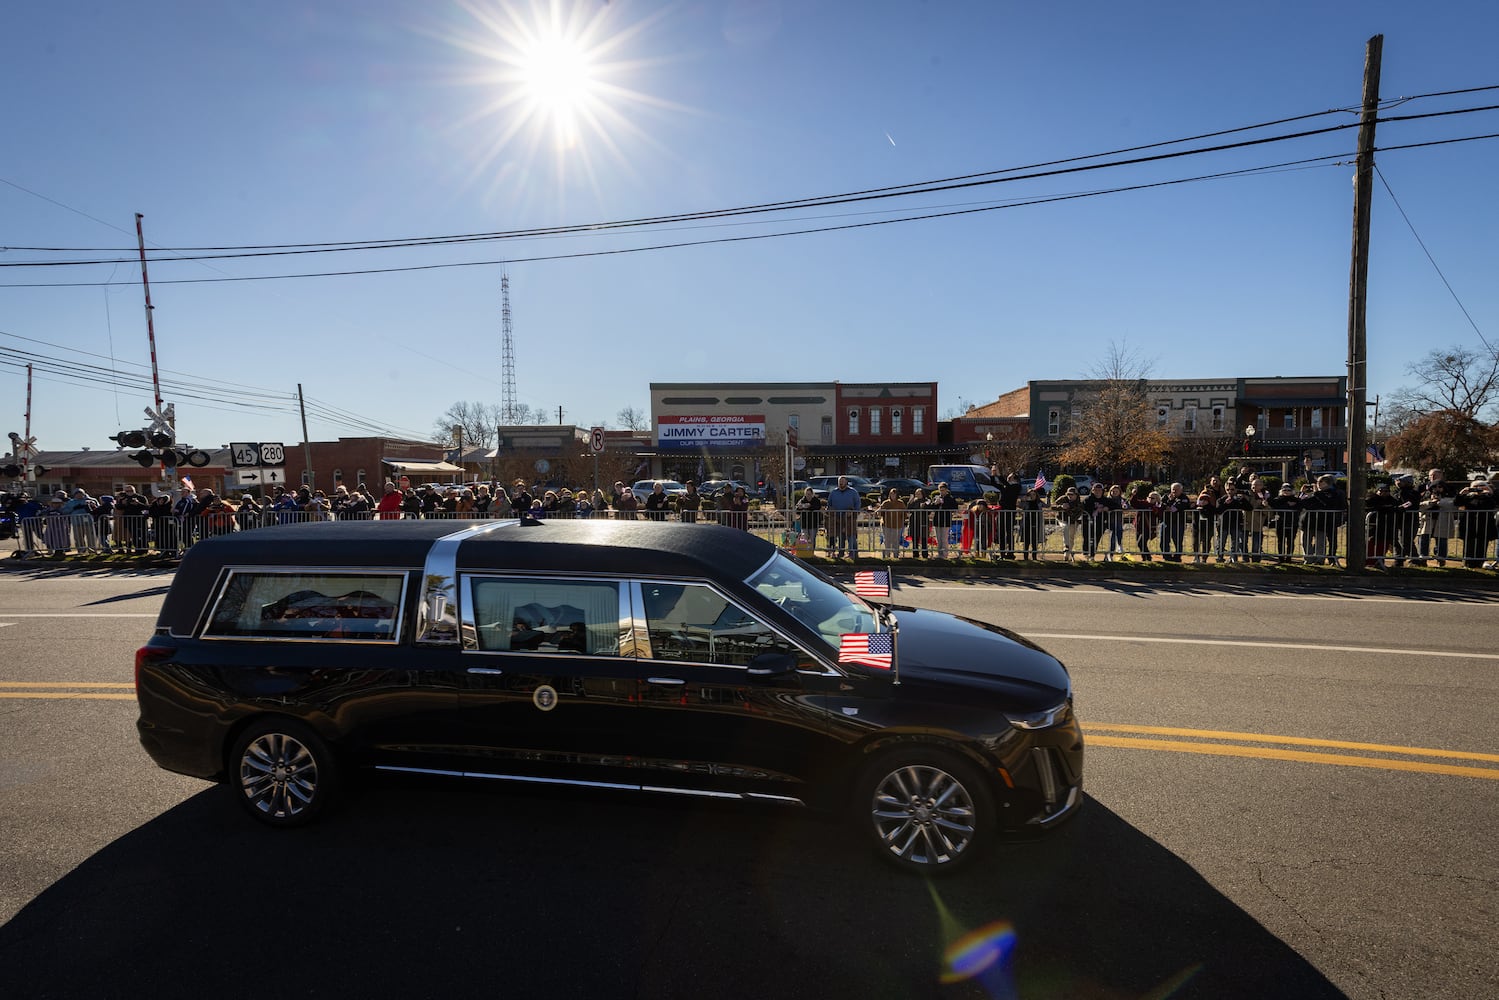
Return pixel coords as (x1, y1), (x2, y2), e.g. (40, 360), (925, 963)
(854, 747), (995, 874)
(228, 718), (337, 827)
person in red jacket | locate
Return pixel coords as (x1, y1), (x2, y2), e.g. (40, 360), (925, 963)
(376, 481), (404, 520)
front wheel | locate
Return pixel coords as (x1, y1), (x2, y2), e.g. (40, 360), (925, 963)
(228, 718), (337, 827)
(855, 748), (995, 874)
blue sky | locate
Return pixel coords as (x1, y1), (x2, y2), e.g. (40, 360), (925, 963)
(4, 0), (1496, 453)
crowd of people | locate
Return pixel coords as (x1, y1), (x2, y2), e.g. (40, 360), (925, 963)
(4, 466), (1497, 568)
(0, 475), (767, 555)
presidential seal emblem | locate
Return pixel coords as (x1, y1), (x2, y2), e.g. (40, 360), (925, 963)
(533, 684), (559, 712)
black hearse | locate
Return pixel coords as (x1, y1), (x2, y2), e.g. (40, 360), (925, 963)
(136, 518), (1083, 872)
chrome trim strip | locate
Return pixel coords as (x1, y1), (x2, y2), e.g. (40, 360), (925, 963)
(420, 519), (518, 646)
(376, 765), (638, 792)
(372, 766), (806, 806)
(466, 667), (506, 676)
(646, 677), (686, 686)
(1032, 785), (1083, 827)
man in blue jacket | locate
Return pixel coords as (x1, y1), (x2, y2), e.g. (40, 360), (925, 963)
(826, 476), (863, 559)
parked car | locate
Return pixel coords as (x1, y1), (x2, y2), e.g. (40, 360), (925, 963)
(630, 479), (688, 502)
(925, 465), (999, 500)
(873, 478), (929, 497)
(135, 518), (1083, 873)
(805, 475), (881, 498)
(700, 479), (757, 499)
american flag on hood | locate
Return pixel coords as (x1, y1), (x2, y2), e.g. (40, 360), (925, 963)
(839, 633), (893, 670)
(853, 569), (890, 598)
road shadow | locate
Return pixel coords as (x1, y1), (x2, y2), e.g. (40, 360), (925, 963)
(0, 785), (1344, 999)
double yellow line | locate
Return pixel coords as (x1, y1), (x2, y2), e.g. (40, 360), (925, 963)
(1084, 723), (1499, 780)
(0, 681), (136, 701)
(3, 683), (1495, 781)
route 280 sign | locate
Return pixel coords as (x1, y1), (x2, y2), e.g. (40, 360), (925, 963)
(229, 442), (287, 468)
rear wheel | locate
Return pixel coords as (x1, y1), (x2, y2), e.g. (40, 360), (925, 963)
(228, 718), (337, 827)
(855, 748), (995, 874)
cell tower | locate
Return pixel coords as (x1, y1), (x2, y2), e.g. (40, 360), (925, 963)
(500, 271), (518, 423)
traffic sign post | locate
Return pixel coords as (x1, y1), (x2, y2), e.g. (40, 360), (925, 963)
(226, 442), (286, 494)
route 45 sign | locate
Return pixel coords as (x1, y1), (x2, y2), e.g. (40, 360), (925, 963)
(230, 442), (286, 468)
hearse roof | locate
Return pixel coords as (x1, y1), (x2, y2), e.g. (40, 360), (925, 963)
(161, 519), (779, 632)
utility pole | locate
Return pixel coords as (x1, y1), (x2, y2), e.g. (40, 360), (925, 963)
(1344, 34), (1382, 573)
(298, 383), (314, 491)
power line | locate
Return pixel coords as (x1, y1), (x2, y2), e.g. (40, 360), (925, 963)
(8, 137), (1496, 290)
(1373, 164), (1492, 352)
(7, 100), (1496, 269)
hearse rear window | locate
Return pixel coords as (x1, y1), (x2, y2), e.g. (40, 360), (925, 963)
(204, 571), (406, 641)
(470, 578), (621, 655)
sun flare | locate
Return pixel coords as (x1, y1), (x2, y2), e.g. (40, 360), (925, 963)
(518, 34), (595, 138)
(444, 0), (680, 189)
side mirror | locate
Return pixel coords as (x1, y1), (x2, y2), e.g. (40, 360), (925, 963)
(746, 652), (798, 678)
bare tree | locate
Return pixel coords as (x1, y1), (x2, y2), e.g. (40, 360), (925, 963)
(1057, 340), (1168, 479)
(1087, 338), (1157, 382)
(432, 402), (503, 449)
(1384, 408), (1499, 477)
(941, 397), (976, 420)
(1389, 345), (1499, 422)
(1057, 382), (1171, 480)
(616, 406), (650, 432)
(1168, 433), (1236, 487)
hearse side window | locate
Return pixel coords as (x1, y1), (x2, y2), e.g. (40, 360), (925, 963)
(471, 578), (621, 655)
(205, 572), (405, 641)
(640, 582), (814, 669)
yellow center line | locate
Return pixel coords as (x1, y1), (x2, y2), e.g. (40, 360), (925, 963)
(1082, 722), (1499, 764)
(1087, 735), (1499, 780)
(0, 681), (137, 701)
(0, 692), (137, 700)
(0, 681), (135, 688)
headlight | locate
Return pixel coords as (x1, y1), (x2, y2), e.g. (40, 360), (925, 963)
(1005, 698), (1070, 730)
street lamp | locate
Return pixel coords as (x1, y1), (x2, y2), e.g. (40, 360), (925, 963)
(1243, 424), (1255, 456)
(985, 431), (995, 474)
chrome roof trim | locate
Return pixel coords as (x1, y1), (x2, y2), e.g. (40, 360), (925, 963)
(416, 519), (519, 645)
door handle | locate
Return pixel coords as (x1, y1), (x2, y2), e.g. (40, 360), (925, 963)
(466, 667), (506, 676)
(646, 676), (686, 687)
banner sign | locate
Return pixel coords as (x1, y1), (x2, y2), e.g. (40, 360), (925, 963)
(656, 414), (766, 450)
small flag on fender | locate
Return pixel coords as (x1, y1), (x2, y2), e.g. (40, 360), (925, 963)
(853, 569), (890, 598)
(839, 633), (893, 670)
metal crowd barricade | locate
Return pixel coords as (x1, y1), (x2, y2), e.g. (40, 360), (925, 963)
(21, 491), (1491, 568)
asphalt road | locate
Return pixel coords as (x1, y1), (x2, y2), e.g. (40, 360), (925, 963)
(0, 568), (1495, 999)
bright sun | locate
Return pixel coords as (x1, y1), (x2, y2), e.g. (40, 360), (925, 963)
(518, 34), (595, 142)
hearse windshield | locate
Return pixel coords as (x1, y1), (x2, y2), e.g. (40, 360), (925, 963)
(747, 552), (881, 651)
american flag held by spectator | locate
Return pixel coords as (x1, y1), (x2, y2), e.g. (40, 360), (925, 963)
(853, 569), (890, 598)
(1033, 470), (1047, 492)
(839, 633), (894, 670)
